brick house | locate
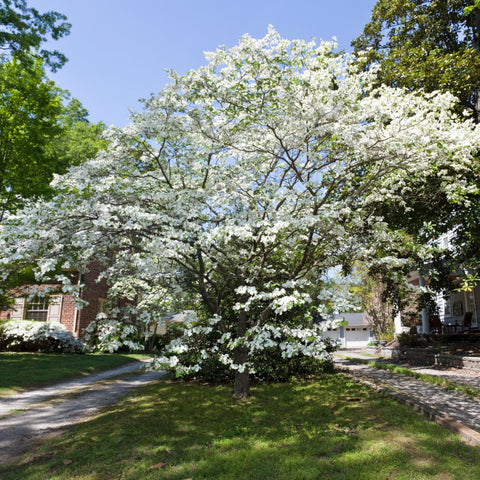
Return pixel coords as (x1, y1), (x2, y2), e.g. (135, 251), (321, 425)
(0, 264), (108, 338)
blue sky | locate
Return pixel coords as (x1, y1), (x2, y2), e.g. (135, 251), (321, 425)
(29, 1), (378, 127)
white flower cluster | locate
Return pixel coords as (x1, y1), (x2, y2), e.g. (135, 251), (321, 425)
(147, 314), (333, 377)
(83, 318), (143, 353)
(233, 281), (313, 314)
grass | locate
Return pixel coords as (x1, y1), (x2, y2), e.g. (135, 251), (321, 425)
(346, 356), (480, 399)
(0, 352), (146, 396)
(2, 373), (480, 479)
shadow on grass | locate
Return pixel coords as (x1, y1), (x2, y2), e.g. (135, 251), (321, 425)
(2, 373), (479, 479)
(0, 352), (142, 394)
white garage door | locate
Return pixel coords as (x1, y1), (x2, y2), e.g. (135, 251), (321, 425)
(322, 328), (340, 343)
(344, 327), (370, 347)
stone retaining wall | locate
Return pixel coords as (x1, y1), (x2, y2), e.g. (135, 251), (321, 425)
(367, 346), (480, 373)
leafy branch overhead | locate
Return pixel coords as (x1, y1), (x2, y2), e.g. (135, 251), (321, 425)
(0, 0), (71, 71)
(353, 0), (480, 293)
(464, 0), (480, 16)
(352, 0), (480, 120)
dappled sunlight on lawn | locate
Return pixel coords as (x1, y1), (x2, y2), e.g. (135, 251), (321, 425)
(2, 374), (479, 479)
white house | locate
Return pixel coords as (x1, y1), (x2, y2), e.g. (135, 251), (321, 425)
(403, 232), (480, 334)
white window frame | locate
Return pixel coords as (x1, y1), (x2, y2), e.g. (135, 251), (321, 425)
(24, 297), (49, 322)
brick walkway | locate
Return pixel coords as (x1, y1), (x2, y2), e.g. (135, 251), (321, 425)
(334, 349), (480, 446)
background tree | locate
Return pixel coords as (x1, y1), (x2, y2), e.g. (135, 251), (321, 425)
(0, 1), (105, 307)
(0, 57), (105, 310)
(0, 0), (104, 216)
(353, 0), (480, 301)
(352, 0), (480, 120)
(49, 94), (107, 171)
(0, 57), (105, 218)
(0, 57), (62, 217)
(1, 30), (478, 396)
(0, 0), (70, 71)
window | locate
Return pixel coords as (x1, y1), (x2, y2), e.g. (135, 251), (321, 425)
(467, 291), (476, 315)
(453, 301), (463, 316)
(440, 235), (450, 250)
(97, 298), (108, 313)
(25, 297), (49, 322)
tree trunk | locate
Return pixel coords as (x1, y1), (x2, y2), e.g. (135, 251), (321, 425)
(233, 306), (250, 397)
(233, 346), (250, 398)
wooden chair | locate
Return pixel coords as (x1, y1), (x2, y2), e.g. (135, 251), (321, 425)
(429, 315), (443, 334)
(462, 312), (473, 332)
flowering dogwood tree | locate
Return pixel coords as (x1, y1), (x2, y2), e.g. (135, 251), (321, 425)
(1, 28), (479, 396)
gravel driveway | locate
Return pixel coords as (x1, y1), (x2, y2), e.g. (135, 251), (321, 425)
(0, 360), (164, 464)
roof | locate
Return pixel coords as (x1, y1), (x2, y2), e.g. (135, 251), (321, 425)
(333, 312), (369, 327)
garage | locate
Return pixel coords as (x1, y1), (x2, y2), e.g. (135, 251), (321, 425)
(319, 313), (373, 348)
(344, 326), (371, 347)
(321, 327), (341, 344)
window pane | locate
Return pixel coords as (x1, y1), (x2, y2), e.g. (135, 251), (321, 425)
(25, 310), (48, 322)
(25, 297), (49, 322)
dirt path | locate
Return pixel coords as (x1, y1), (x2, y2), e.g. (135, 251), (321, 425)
(0, 361), (164, 464)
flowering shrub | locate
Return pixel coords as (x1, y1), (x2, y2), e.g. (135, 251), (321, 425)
(83, 317), (144, 353)
(173, 343), (337, 384)
(0, 320), (85, 353)
(150, 314), (339, 383)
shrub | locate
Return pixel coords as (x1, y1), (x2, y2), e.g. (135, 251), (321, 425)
(160, 328), (338, 384)
(397, 331), (440, 348)
(175, 348), (336, 384)
(0, 320), (85, 353)
(250, 345), (336, 382)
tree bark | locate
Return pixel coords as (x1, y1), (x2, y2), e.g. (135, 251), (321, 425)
(233, 346), (250, 398)
(233, 306), (250, 397)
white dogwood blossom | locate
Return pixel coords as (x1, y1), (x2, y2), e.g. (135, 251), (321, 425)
(1, 28), (479, 395)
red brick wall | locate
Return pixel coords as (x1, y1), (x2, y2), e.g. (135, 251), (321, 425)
(0, 263), (109, 338)
(59, 295), (77, 333)
(75, 263), (108, 337)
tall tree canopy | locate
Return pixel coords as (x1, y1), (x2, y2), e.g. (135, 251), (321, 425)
(0, 1), (104, 305)
(352, 0), (480, 120)
(0, 1), (104, 215)
(353, 0), (480, 299)
(0, 0), (70, 71)
(0, 57), (105, 217)
(1, 29), (478, 396)
(0, 58), (62, 215)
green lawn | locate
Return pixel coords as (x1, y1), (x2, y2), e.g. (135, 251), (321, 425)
(2, 373), (479, 479)
(0, 352), (146, 396)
